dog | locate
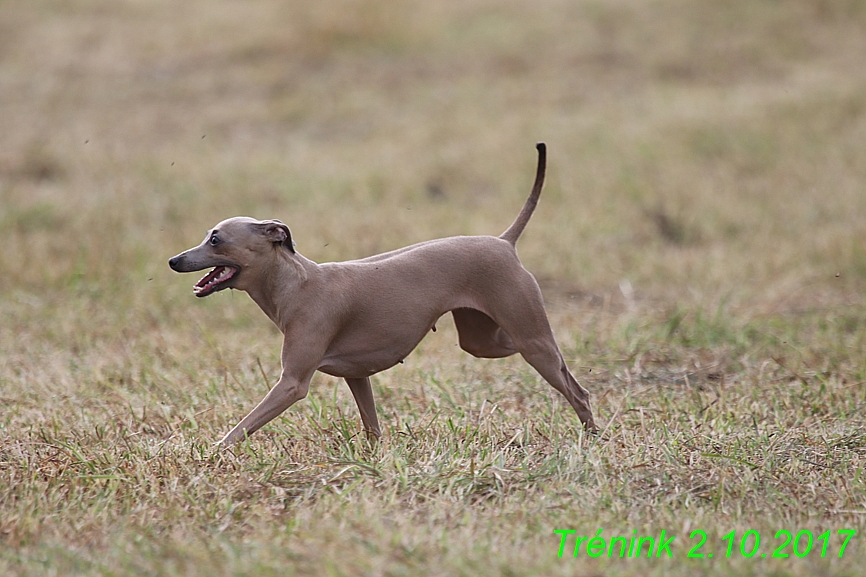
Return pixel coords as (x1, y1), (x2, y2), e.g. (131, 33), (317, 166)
(169, 143), (597, 447)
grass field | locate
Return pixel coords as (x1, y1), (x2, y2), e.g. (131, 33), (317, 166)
(2, 0), (866, 575)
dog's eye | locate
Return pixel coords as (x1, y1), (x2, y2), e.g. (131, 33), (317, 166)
(209, 235), (221, 246)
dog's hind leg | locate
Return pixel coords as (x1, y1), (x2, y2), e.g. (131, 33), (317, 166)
(452, 307), (596, 429)
(452, 308), (519, 359)
(518, 338), (597, 432)
(346, 377), (382, 440)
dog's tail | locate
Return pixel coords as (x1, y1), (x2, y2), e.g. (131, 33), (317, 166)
(499, 142), (546, 246)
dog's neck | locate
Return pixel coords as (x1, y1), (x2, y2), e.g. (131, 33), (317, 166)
(244, 250), (317, 329)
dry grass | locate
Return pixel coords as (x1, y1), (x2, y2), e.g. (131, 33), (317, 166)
(1, 0), (866, 575)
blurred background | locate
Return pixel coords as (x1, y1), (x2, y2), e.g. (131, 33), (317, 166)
(2, 3), (866, 574)
(2, 0), (864, 315)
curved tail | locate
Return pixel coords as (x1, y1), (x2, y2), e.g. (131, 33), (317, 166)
(499, 142), (546, 245)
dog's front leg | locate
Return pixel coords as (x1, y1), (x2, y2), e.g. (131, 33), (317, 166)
(345, 377), (381, 441)
(218, 370), (314, 448)
(218, 336), (324, 448)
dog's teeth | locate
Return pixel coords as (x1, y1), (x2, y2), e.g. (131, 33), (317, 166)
(193, 266), (234, 296)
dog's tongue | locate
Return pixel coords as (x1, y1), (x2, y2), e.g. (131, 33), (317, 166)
(194, 266), (234, 295)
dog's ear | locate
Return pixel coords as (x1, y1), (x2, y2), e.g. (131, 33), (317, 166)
(259, 220), (296, 253)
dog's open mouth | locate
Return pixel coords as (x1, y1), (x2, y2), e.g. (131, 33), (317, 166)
(193, 266), (238, 297)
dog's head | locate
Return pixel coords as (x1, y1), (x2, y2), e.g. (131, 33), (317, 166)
(168, 217), (295, 297)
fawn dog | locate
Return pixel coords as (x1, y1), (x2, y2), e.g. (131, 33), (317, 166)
(169, 143), (596, 446)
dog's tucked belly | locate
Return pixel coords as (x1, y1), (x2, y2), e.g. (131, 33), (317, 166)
(317, 345), (418, 378)
(312, 279), (485, 379)
(315, 312), (449, 379)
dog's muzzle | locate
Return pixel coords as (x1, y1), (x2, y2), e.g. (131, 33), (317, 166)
(168, 254), (239, 297)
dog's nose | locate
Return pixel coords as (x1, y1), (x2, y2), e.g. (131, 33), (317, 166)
(168, 255), (181, 270)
